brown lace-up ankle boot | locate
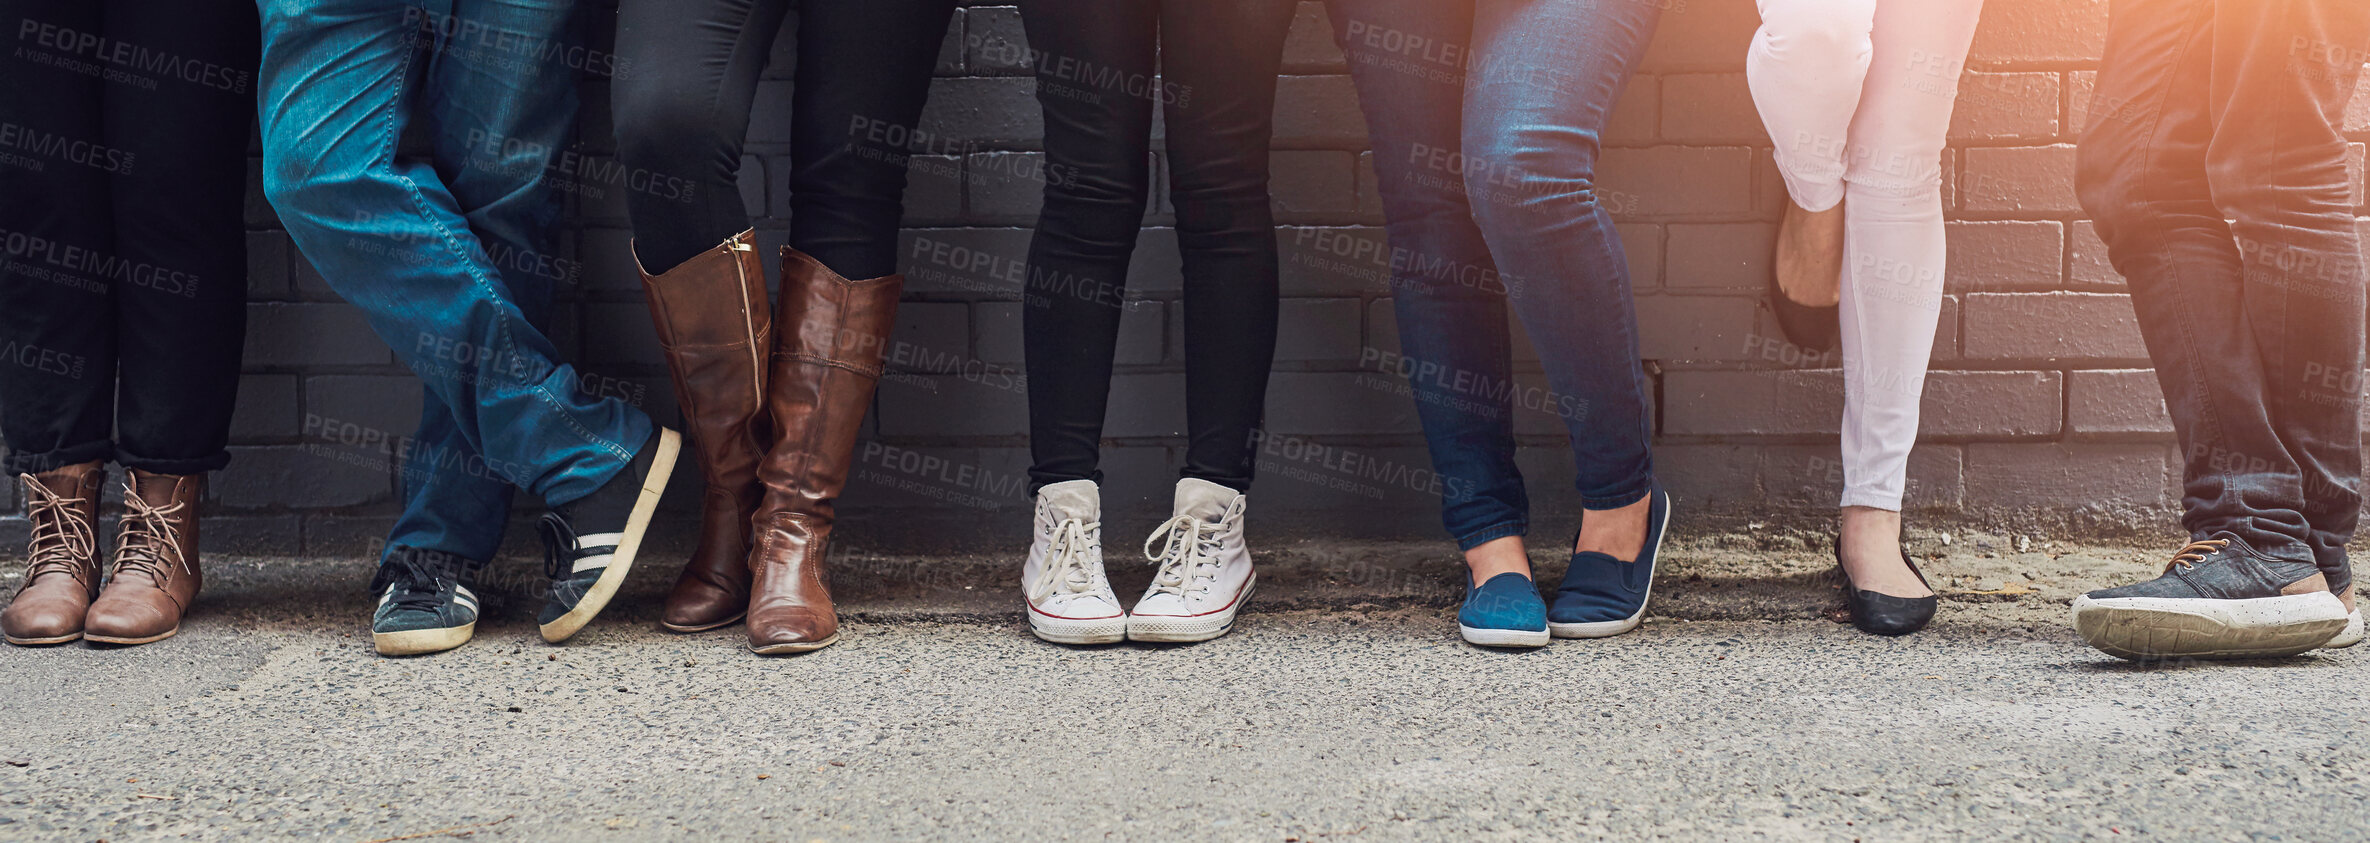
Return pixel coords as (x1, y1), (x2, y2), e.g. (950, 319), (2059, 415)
(638, 230), (771, 632)
(2, 462), (106, 645)
(85, 470), (203, 645)
(744, 248), (902, 655)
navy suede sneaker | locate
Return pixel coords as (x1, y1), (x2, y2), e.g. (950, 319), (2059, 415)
(2072, 532), (2349, 661)
(1550, 487), (1669, 639)
(1458, 572), (1548, 648)
(371, 545), (484, 657)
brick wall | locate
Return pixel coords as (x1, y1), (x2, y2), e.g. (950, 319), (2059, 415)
(15, 0), (2370, 554)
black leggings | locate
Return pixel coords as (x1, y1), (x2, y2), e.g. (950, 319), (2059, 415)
(0, 0), (256, 476)
(1019, 0), (1297, 494)
(610, 0), (957, 278)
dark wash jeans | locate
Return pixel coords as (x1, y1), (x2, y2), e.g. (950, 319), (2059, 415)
(611, 0), (959, 279)
(0, 0), (256, 476)
(259, 0), (653, 568)
(2076, 0), (2370, 594)
(1017, 0), (1298, 495)
(1327, 0), (1659, 549)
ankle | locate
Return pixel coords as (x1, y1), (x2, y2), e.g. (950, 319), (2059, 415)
(1464, 536), (1532, 582)
(1573, 493), (1652, 558)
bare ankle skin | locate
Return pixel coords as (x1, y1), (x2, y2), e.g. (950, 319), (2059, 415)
(1464, 536), (1532, 582)
(1839, 506), (1932, 599)
(1574, 493), (1652, 560)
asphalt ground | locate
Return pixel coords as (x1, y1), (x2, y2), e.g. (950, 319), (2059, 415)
(0, 536), (2363, 841)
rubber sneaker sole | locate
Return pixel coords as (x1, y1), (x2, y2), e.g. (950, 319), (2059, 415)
(2323, 609), (2364, 650)
(1127, 575), (1254, 643)
(374, 621), (476, 656)
(540, 429), (680, 644)
(1028, 608), (1126, 645)
(1459, 625), (1550, 648)
(2072, 592), (2348, 660)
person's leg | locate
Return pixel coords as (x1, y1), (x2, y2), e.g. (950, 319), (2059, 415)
(101, 0), (256, 479)
(0, 0), (115, 477)
(613, 0), (787, 274)
(2075, 0), (2308, 562)
(737, 0), (959, 654)
(1325, 0), (1529, 568)
(1828, 0), (1982, 604)
(1463, 0), (1660, 535)
(0, 0), (111, 645)
(2201, 0), (2370, 606)
(786, 0), (962, 280)
(256, 0), (652, 510)
(1747, 0), (1875, 340)
(611, 0), (790, 633)
(2069, 0), (2353, 660)
(76, 0), (261, 646)
(1465, 0), (1664, 640)
(1155, 0), (1296, 493)
(378, 0), (587, 582)
(1017, 0), (1160, 493)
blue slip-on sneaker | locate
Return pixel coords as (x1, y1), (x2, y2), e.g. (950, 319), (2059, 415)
(1550, 487), (1669, 639)
(1459, 571), (1549, 648)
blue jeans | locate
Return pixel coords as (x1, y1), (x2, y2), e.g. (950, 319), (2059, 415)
(2076, 0), (2370, 594)
(1328, 0), (1659, 549)
(258, 0), (652, 565)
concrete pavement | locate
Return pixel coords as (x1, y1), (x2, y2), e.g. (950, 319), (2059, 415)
(0, 537), (2364, 841)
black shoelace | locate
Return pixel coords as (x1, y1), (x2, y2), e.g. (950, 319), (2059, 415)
(374, 549), (460, 615)
(537, 512), (580, 584)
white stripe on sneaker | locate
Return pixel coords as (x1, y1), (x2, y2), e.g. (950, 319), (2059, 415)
(574, 532), (625, 550)
(571, 552), (616, 574)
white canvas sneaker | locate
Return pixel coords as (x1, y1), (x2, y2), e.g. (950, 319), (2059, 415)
(1128, 478), (1255, 643)
(1022, 480), (1125, 644)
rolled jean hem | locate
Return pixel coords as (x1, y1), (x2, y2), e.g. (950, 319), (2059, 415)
(3, 440), (115, 476)
(542, 417), (655, 511)
(1579, 482), (1654, 511)
(115, 446), (232, 477)
(1453, 520), (1529, 552)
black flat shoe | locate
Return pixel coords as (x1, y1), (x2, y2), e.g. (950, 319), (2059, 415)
(1834, 539), (1936, 636)
(1767, 268), (1840, 353)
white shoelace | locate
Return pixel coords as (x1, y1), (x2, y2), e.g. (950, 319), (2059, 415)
(1032, 517), (1104, 605)
(1142, 514), (1228, 599)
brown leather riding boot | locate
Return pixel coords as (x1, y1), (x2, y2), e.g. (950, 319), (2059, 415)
(744, 247), (902, 654)
(85, 470), (203, 645)
(638, 230), (772, 632)
(2, 462), (105, 646)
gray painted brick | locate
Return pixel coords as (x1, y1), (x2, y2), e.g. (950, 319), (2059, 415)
(244, 303), (389, 368)
(2069, 368), (2172, 436)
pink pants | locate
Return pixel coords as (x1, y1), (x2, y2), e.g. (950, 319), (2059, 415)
(1747, 0), (1985, 510)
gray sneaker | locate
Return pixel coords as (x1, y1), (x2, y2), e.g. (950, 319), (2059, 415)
(2072, 533), (2349, 661)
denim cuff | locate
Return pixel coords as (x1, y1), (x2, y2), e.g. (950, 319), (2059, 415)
(1453, 520), (1528, 552)
(115, 445), (232, 477)
(1579, 485), (1653, 511)
(2, 439), (115, 476)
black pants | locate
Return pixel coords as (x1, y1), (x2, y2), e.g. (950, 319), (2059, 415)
(2076, 0), (2370, 593)
(0, 0), (257, 476)
(611, 0), (958, 279)
(1018, 0), (1296, 494)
